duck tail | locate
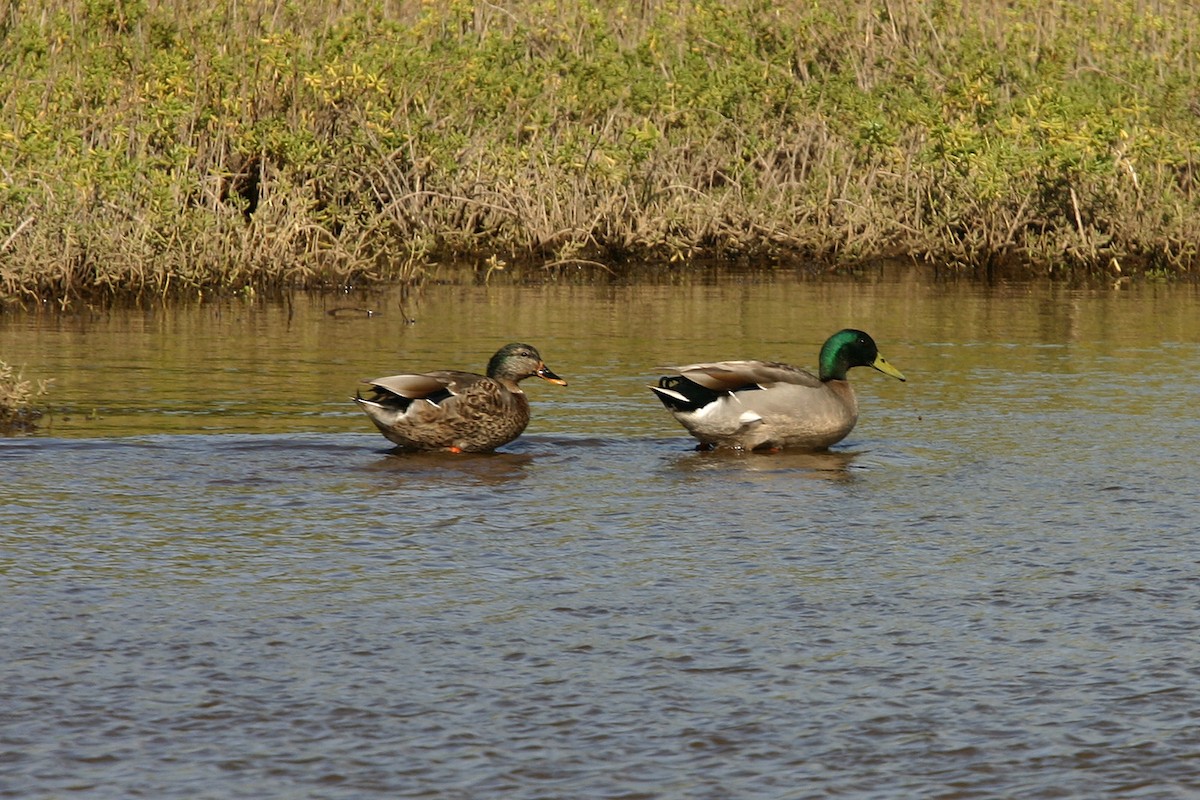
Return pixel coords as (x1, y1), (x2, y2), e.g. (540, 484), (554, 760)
(648, 376), (724, 413)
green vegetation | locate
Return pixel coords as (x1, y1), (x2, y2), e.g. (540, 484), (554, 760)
(0, 359), (51, 432)
(2, 0), (1198, 302)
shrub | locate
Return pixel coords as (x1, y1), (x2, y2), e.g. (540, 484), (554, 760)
(0, 360), (52, 433)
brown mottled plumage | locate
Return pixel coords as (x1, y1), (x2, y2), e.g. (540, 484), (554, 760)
(649, 329), (905, 451)
(355, 343), (567, 452)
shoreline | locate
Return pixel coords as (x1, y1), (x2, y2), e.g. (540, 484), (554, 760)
(0, 255), (1180, 315)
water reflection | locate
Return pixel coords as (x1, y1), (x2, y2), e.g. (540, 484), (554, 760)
(362, 447), (535, 486)
(664, 444), (861, 482)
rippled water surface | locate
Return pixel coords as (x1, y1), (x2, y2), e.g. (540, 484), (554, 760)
(2, 269), (1199, 798)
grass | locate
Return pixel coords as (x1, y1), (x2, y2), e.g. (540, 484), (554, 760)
(0, 359), (51, 432)
(1, 0), (1198, 303)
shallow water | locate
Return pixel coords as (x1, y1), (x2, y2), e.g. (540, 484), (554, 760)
(2, 268), (1199, 798)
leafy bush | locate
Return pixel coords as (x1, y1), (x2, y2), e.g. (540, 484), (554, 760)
(1, 0), (1197, 303)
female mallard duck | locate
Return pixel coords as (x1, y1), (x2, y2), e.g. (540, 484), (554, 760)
(649, 329), (905, 451)
(355, 342), (567, 452)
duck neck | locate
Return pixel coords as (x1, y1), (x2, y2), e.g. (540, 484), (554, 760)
(818, 344), (850, 382)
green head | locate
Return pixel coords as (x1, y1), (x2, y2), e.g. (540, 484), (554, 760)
(486, 342), (568, 385)
(818, 329), (906, 382)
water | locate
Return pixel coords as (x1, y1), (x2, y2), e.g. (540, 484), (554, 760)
(2, 268), (1199, 798)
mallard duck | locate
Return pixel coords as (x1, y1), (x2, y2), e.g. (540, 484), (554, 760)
(649, 329), (905, 451)
(355, 342), (567, 452)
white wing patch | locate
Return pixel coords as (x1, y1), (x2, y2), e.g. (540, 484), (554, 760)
(650, 385), (692, 403)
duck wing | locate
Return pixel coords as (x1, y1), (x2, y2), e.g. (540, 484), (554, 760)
(669, 360), (823, 391)
(364, 370), (483, 402)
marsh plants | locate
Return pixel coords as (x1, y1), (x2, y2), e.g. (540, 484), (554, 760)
(1, 0), (1198, 303)
(0, 359), (50, 432)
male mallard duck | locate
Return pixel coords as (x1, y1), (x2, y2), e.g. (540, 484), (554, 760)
(649, 329), (905, 451)
(355, 342), (567, 452)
